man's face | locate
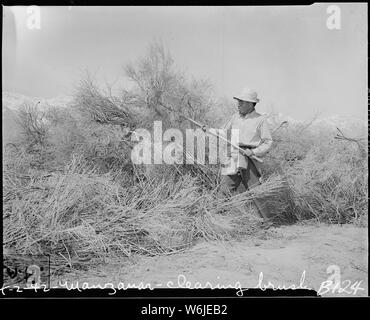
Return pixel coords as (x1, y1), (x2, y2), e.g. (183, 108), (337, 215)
(237, 99), (255, 115)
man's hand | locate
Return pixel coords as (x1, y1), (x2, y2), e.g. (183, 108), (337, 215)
(242, 148), (254, 157)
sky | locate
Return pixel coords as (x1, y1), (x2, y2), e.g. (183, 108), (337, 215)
(2, 4), (367, 121)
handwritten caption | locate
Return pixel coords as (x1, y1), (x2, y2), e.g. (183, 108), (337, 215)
(1, 265), (365, 296)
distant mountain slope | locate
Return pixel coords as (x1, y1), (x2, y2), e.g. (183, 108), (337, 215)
(266, 112), (367, 136)
(313, 115), (367, 133)
(2, 91), (73, 111)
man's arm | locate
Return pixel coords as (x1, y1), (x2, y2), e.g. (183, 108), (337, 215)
(251, 118), (273, 157)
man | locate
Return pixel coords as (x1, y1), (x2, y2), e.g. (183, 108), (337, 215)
(220, 88), (273, 220)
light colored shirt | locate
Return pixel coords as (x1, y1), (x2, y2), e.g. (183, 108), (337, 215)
(220, 110), (273, 175)
(222, 110), (273, 157)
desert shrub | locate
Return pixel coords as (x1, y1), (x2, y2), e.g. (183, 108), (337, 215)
(288, 139), (367, 223)
(73, 73), (137, 129)
(16, 102), (48, 149)
(124, 41), (214, 131)
(44, 106), (86, 168)
(205, 96), (237, 128)
(73, 122), (133, 173)
(261, 122), (368, 224)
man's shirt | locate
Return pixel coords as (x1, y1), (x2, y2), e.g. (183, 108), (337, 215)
(220, 110), (273, 175)
(222, 110), (273, 157)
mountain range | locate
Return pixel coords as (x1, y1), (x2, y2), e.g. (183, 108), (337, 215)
(2, 91), (74, 111)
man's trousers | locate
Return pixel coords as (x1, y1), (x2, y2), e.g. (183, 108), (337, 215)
(220, 157), (270, 220)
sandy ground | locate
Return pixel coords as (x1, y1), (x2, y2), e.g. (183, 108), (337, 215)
(54, 223), (368, 297)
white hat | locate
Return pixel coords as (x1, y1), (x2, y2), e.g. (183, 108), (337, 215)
(233, 88), (260, 103)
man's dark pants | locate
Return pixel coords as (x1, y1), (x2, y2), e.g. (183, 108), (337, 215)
(220, 157), (270, 220)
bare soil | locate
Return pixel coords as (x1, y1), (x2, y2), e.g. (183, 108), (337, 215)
(54, 223), (368, 297)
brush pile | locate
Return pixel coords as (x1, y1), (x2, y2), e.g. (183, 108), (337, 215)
(4, 150), (290, 273)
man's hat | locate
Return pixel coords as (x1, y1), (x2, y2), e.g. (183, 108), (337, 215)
(233, 88), (260, 103)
